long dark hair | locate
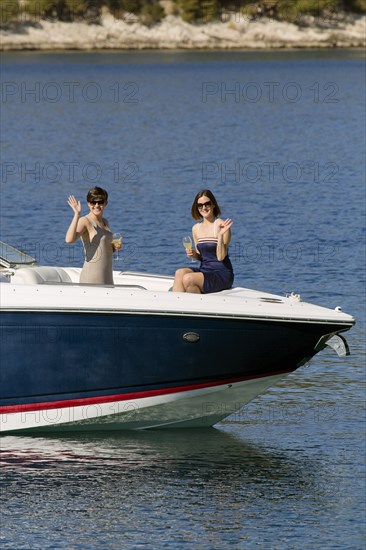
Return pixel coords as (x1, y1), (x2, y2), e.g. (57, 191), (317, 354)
(191, 189), (221, 220)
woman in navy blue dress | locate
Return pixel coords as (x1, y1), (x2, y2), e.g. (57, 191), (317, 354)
(173, 190), (234, 294)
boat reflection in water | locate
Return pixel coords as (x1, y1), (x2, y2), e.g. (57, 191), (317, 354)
(0, 241), (355, 433)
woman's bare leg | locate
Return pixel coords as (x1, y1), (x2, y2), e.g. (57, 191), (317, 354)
(172, 268), (193, 292)
(182, 272), (204, 294)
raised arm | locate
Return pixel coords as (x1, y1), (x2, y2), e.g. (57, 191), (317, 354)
(65, 195), (87, 243)
(216, 218), (233, 261)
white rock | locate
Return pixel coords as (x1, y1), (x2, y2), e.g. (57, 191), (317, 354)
(0, 13), (365, 50)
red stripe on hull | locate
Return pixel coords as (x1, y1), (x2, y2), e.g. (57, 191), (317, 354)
(0, 370), (291, 414)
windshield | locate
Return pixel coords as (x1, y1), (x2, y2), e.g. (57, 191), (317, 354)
(0, 241), (37, 268)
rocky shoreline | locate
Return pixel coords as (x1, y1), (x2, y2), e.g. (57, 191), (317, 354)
(1, 13), (365, 51)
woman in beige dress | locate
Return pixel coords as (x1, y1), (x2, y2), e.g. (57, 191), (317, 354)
(65, 187), (121, 284)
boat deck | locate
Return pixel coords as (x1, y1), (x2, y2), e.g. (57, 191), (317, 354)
(0, 265), (355, 327)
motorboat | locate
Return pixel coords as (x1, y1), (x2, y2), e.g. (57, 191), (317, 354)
(0, 241), (355, 433)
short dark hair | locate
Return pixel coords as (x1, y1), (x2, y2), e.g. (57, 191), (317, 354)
(191, 189), (221, 220)
(86, 187), (108, 203)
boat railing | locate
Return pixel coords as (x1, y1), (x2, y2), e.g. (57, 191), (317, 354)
(118, 270), (174, 280)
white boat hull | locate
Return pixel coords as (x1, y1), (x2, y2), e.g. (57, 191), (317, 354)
(0, 262), (355, 433)
(0, 374), (287, 432)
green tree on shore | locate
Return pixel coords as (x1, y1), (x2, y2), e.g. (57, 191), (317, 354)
(1, 0), (365, 26)
(0, 0), (18, 23)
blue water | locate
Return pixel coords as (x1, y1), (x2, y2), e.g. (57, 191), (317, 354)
(0, 50), (365, 549)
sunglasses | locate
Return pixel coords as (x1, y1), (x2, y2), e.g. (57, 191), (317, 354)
(197, 200), (212, 210)
(89, 200), (105, 206)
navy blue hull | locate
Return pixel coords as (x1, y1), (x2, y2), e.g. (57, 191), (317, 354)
(0, 311), (342, 408)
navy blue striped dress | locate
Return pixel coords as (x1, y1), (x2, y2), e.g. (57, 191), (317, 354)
(191, 235), (234, 293)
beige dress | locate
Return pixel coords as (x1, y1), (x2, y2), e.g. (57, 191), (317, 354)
(79, 216), (114, 284)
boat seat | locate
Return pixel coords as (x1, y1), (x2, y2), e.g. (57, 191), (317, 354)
(11, 266), (73, 285)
